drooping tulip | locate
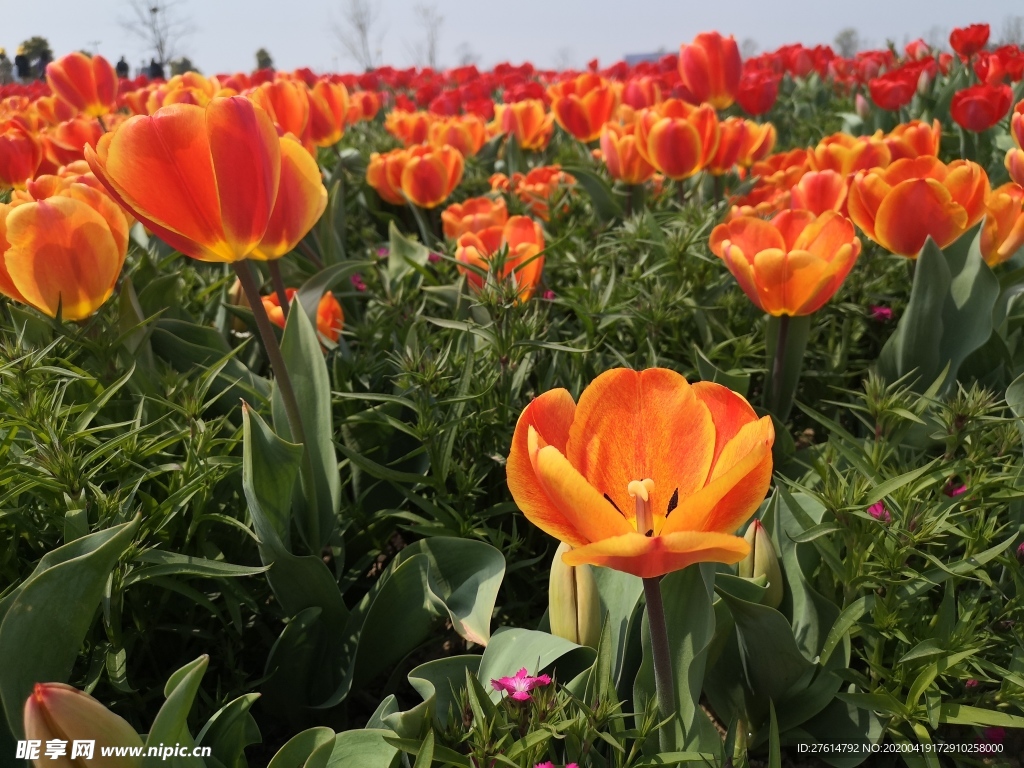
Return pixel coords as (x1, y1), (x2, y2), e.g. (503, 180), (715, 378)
(400, 144), (464, 208)
(678, 32), (742, 110)
(456, 215), (545, 302)
(24, 682), (144, 768)
(548, 73), (620, 143)
(0, 173), (129, 320)
(442, 196), (508, 240)
(45, 52), (118, 119)
(847, 156), (989, 257)
(506, 368), (774, 579)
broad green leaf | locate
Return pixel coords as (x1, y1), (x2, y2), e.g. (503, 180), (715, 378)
(478, 628), (595, 702)
(143, 656), (208, 768)
(295, 260), (374, 328)
(267, 727), (336, 768)
(937, 703), (1024, 727)
(387, 221), (431, 283)
(194, 693), (261, 768)
(562, 165), (623, 221)
(327, 729), (399, 768)
(693, 345), (750, 397)
(125, 550), (269, 587)
(0, 517), (140, 738)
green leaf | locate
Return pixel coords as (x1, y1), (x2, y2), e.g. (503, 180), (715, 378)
(412, 729), (434, 768)
(763, 314), (812, 422)
(326, 730), (399, 768)
(383, 655), (480, 735)
(143, 656), (209, 768)
(478, 628), (595, 702)
(937, 703), (1024, 727)
(693, 345), (751, 397)
(1006, 371), (1024, 454)
(768, 701), (781, 768)
(819, 596), (874, 666)
(0, 517), (140, 738)
(272, 299), (341, 552)
(194, 693), (261, 768)
(125, 550), (269, 587)
(387, 221), (431, 283)
(74, 364), (136, 433)
(295, 260), (374, 328)
(562, 165), (623, 221)
(267, 727), (336, 768)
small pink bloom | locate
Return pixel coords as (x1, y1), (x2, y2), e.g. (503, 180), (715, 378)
(543, 289), (555, 300)
(867, 502), (891, 523)
(376, 246), (390, 258)
(943, 480), (967, 497)
(350, 274), (367, 292)
(491, 668), (551, 701)
(870, 305), (893, 322)
(981, 726), (1006, 744)
(1016, 541), (1024, 564)
(965, 678), (980, 689)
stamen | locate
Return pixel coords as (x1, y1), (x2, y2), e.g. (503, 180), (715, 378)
(628, 479), (656, 537)
(604, 493), (624, 516)
(666, 488), (679, 517)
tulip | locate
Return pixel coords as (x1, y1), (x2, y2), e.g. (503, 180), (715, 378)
(24, 682), (144, 768)
(950, 84), (1012, 133)
(950, 24), (990, 58)
(736, 120), (776, 168)
(679, 32), (742, 110)
(385, 109), (433, 146)
(706, 117), (747, 176)
(847, 156), (989, 257)
(622, 76), (662, 110)
(43, 116), (105, 168)
(788, 170), (848, 215)
(809, 132), (891, 176)
(0, 125), (42, 190)
(548, 541), (602, 648)
(500, 165), (576, 221)
(249, 79), (312, 149)
(428, 114), (487, 157)
(710, 210), (861, 316)
(263, 288), (344, 343)
(506, 367), (774, 579)
(45, 52), (118, 119)
(442, 196), (508, 240)
(308, 80), (349, 147)
(599, 122), (655, 185)
(400, 144), (464, 209)
(736, 69), (780, 117)
(495, 99), (554, 151)
(347, 90), (381, 123)
(738, 519), (783, 609)
(366, 147), (410, 205)
(250, 135), (328, 260)
(885, 119), (942, 161)
(636, 100), (719, 180)
(1007, 148), (1024, 187)
(548, 73), (620, 143)
(980, 182), (1024, 266)
(87, 97), (287, 263)
(456, 215), (545, 301)
(0, 173), (129, 320)
(33, 95), (78, 126)
(1012, 101), (1024, 149)
(868, 72), (916, 112)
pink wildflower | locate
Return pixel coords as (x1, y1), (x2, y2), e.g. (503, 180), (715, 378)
(965, 678), (980, 689)
(1016, 541), (1024, 565)
(943, 480), (967, 497)
(376, 246), (390, 258)
(350, 274), (367, 292)
(491, 668), (551, 701)
(428, 251), (442, 263)
(981, 726), (1006, 744)
(867, 502), (891, 523)
(870, 306), (894, 322)
(543, 289), (556, 300)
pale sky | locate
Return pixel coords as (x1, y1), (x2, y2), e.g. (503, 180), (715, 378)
(2, 0), (1023, 76)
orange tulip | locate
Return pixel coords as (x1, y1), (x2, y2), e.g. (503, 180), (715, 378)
(0, 172), (129, 320)
(751, 148), (810, 189)
(498, 165), (576, 221)
(1007, 148), (1024, 187)
(622, 76), (662, 110)
(0, 125), (43, 189)
(250, 135), (328, 259)
(366, 147), (408, 205)
(788, 170), (848, 215)
(429, 114), (487, 157)
(679, 32), (742, 110)
(442, 196), (508, 239)
(263, 288), (344, 343)
(809, 132), (891, 176)
(710, 210), (861, 316)
(636, 100), (719, 180)
(1012, 100), (1024, 149)
(43, 116), (104, 168)
(456, 215), (545, 302)
(45, 52), (118, 119)
(847, 156), (989, 257)
(400, 144), (464, 208)
(706, 116), (748, 176)
(980, 182), (1024, 266)
(496, 100), (554, 151)
(548, 74), (620, 143)
(506, 367), (774, 579)
(347, 90), (381, 123)
(736, 120), (776, 168)
(33, 95), (78, 126)
(885, 119), (942, 161)
(599, 122), (656, 185)
(145, 73), (229, 113)
(87, 96), (284, 263)
(249, 79), (311, 147)
(308, 80), (350, 147)
(385, 109), (434, 145)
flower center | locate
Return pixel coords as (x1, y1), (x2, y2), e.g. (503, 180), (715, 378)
(628, 478), (656, 536)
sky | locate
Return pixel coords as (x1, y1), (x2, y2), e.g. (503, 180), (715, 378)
(2, 0), (1024, 76)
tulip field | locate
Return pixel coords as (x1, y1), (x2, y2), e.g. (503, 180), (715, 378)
(5, 21), (1024, 768)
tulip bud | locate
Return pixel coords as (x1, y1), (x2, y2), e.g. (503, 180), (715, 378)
(855, 92), (871, 122)
(24, 682), (144, 767)
(549, 542), (602, 648)
(738, 519), (784, 609)
(916, 68), (933, 97)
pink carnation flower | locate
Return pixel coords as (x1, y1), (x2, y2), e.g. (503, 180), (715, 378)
(870, 305), (894, 322)
(867, 502), (891, 523)
(491, 668), (551, 701)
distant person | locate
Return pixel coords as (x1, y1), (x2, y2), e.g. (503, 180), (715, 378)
(35, 48), (51, 80)
(115, 56), (129, 79)
(148, 58), (164, 80)
(14, 47), (30, 81)
(0, 49), (12, 85)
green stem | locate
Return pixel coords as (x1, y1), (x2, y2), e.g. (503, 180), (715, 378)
(232, 260), (307, 451)
(407, 202), (437, 249)
(97, 115), (108, 133)
(624, 184), (634, 218)
(643, 576), (676, 748)
(770, 313), (790, 416)
(267, 260), (289, 319)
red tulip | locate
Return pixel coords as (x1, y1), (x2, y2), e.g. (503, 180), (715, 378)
(949, 24), (990, 58)
(869, 71), (916, 112)
(736, 69), (780, 115)
(950, 84), (1012, 132)
(679, 32), (742, 110)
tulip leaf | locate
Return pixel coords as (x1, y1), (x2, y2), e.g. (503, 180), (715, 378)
(633, 564), (721, 753)
(382, 655), (480, 736)
(591, 566), (644, 687)
(762, 314), (811, 422)
(800, 698), (883, 768)
(294, 259), (375, 328)
(563, 165), (623, 222)
(194, 693), (261, 768)
(1006, 371), (1024, 454)
(326, 729), (399, 768)
(271, 300), (341, 552)
(143, 655), (209, 768)
(693, 345), (751, 397)
(0, 517), (140, 739)
(267, 727), (336, 768)
(125, 550), (269, 586)
(477, 628), (595, 702)
(387, 221), (431, 283)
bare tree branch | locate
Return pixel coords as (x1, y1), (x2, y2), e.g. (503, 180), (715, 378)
(334, 0), (387, 71)
(119, 0), (196, 65)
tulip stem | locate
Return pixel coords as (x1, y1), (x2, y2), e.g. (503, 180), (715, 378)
(232, 260), (307, 452)
(770, 313), (790, 417)
(268, 261), (290, 319)
(97, 115), (108, 133)
(643, 576), (677, 745)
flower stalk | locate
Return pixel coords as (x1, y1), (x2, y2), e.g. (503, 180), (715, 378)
(643, 576), (676, 749)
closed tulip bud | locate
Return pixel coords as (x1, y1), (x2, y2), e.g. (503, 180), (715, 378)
(1012, 103), (1024, 150)
(347, 90), (381, 123)
(400, 144), (464, 209)
(980, 183), (1024, 266)
(549, 542), (602, 648)
(248, 79), (312, 148)
(308, 80), (349, 147)
(951, 84), (1013, 133)
(385, 109), (434, 146)
(855, 92), (871, 121)
(495, 100), (555, 151)
(738, 519), (783, 608)
(24, 682), (144, 767)
(1007, 148), (1024, 187)
(599, 122), (655, 184)
(548, 73), (620, 143)
(679, 32), (742, 110)
(366, 147), (410, 205)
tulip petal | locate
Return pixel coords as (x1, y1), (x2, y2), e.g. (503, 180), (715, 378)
(251, 135), (326, 260)
(690, 381), (760, 470)
(874, 178), (968, 255)
(562, 529), (749, 579)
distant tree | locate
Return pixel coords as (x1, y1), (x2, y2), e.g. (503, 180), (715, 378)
(740, 38), (758, 59)
(834, 27), (860, 58)
(169, 56), (197, 75)
(405, 4), (443, 68)
(20, 36), (52, 64)
(334, 0), (386, 71)
(120, 0), (196, 66)
(455, 42), (478, 67)
(554, 46), (575, 70)
(256, 47), (274, 70)
(999, 15), (1024, 46)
